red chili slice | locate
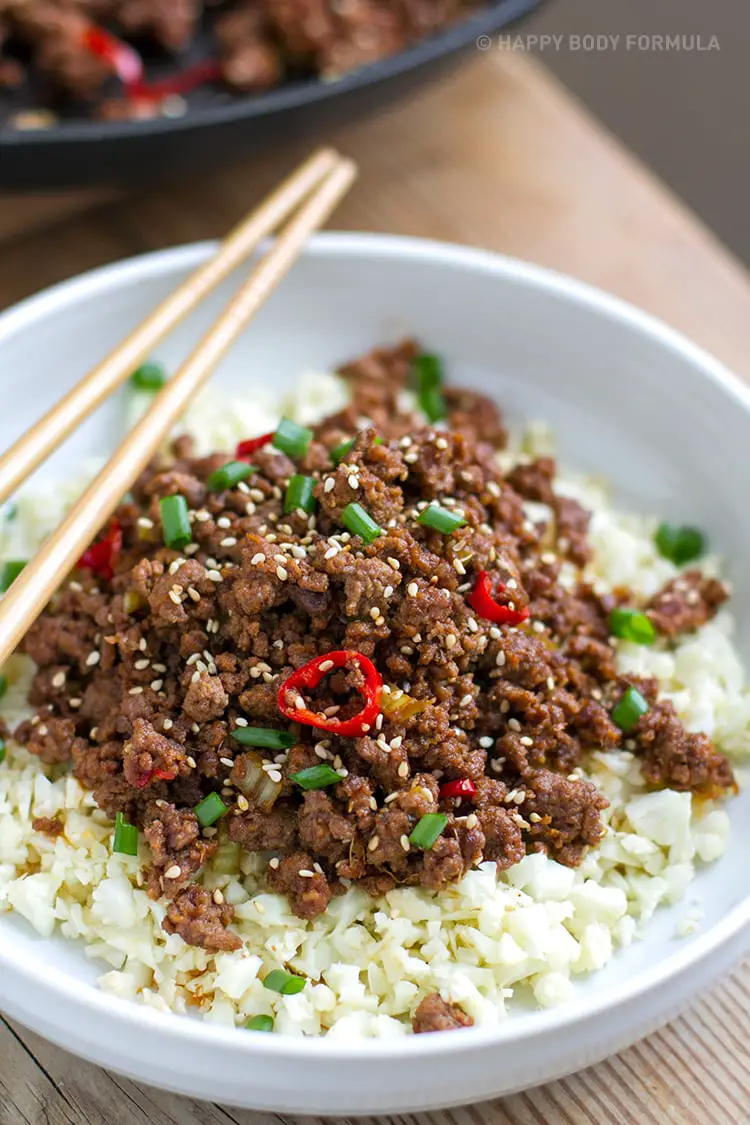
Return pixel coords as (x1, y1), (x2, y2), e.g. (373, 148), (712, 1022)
(277, 650), (382, 737)
(81, 25), (144, 94)
(468, 570), (530, 627)
(130, 60), (223, 102)
(439, 778), (477, 801)
(236, 432), (275, 460)
(134, 768), (177, 790)
(81, 23), (221, 104)
(78, 521), (123, 582)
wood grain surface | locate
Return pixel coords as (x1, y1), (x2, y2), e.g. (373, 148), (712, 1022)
(1, 51), (749, 1125)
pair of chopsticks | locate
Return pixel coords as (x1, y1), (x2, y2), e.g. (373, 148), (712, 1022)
(0, 147), (357, 667)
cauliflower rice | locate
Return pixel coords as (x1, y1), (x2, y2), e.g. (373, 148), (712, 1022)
(0, 373), (748, 1038)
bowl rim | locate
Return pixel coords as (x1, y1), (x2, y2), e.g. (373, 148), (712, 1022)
(1, 229), (749, 1059)
(0, 0), (539, 147)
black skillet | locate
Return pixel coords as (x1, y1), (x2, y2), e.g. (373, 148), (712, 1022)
(0, 0), (543, 191)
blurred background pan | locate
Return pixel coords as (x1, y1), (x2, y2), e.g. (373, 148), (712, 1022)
(0, 0), (543, 191)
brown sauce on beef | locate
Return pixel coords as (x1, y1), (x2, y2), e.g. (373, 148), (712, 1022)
(15, 340), (734, 959)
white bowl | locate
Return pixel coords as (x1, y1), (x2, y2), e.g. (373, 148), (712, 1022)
(0, 234), (749, 1113)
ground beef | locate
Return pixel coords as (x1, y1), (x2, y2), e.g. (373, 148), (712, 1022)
(0, 0), (478, 123)
(267, 851), (333, 919)
(634, 697), (736, 797)
(647, 571), (729, 637)
(412, 993), (473, 1033)
(162, 885), (242, 952)
(13, 338), (734, 964)
(32, 816), (64, 837)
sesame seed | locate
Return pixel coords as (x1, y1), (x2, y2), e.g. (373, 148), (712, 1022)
(453, 558), (466, 576)
(128, 686), (144, 696)
(220, 757), (234, 768)
(490, 758), (503, 772)
(384, 792), (399, 804)
(375, 714), (383, 731)
(520, 735), (534, 747)
(404, 451), (418, 463)
(407, 581), (418, 597)
(508, 717), (521, 732)
(212, 889), (225, 905)
(86, 651), (100, 667)
(348, 474), (359, 490)
(467, 618), (478, 633)
(298, 869), (314, 878)
(387, 557), (400, 571)
(194, 510), (211, 522)
(465, 813), (478, 829)
(186, 756), (197, 769)
(276, 566), (288, 581)
(164, 865), (182, 880)
(52, 671), (66, 688)
(150, 679), (164, 692)
(546, 677), (555, 690)
(397, 761), (409, 778)
(269, 770), (282, 783)
(400, 835), (411, 852)
(435, 437), (448, 450)
(532, 621), (545, 634)
(269, 857), (280, 870)
(216, 517), (231, 529)
(249, 489), (265, 503)
(191, 671), (201, 684)
(206, 570), (223, 582)
(220, 537), (237, 548)
(323, 477), (336, 494)
(152, 663), (167, 673)
(529, 812), (541, 823)
(390, 736), (403, 749)
(445, 634), (457, 649)
(541, 552), (557, 565)
(168, 590), (182, 605)
(237, 795), (249, 812)
(479, 736), (494, 748)
(163, 719), (173, 731)
(368, 836), (380, 852)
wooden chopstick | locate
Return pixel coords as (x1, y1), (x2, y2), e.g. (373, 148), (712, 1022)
(0, 155), (357, 667)
(0, 145), (341, 507)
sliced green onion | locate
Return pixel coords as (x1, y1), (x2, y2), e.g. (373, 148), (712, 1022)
(0, 739), (6, 765)
(654, 523), (706, 566)
(0, 675), (7, 701)
(207, 461), (255, 491)
(409, 813), (448, 850)
(194, 792), (228, 827)
(612, 686), (649, 732)
(113, 811), (139, 856)
(414, 352), (443, 392)
(246, 1014), (274, 1032)
(417, 503), (466, 534)
(284, 474), (317, 515)
(609, 607), (656, 645)
(420, 386), (447, 423)
(290, 764), (342, 790)
(231, 726), (296, 750)
(263, 969), (306, 995)
(414, 353), (447, 422)
(160, 495), (192, 550)
(130, 362), (167, 391)
(330, 435), (382, 464)
(330, 437), (355, 464)
(0, 560), (27, 592)
(273, 418), (313, 459)
(341, 502), (382, 545)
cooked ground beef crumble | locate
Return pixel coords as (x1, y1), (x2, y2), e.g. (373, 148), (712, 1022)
(0, 0), (476, 123)
(14, 339), (735, 1032)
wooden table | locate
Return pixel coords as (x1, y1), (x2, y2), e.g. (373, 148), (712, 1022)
(1, 51), (749, 1125)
